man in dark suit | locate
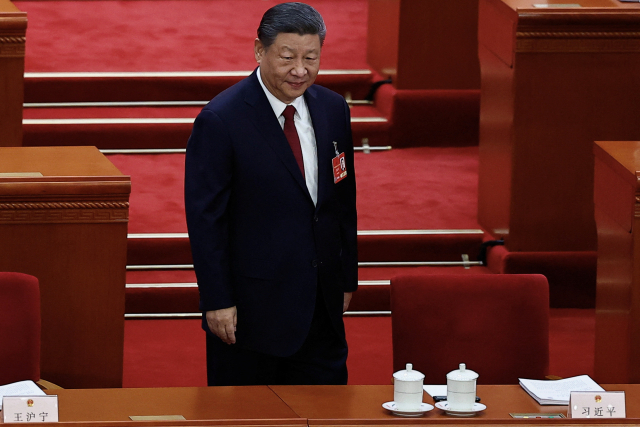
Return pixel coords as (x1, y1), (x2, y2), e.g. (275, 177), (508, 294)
(184, 2), (357, 386)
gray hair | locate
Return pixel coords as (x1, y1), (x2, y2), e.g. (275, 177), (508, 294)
(257, 2), (326, 49)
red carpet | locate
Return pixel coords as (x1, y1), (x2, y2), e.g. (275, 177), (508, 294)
(16, 0), (368, 72)
(123, 319), (207, 388)
(548, 309), (595, 378)
(22, 105), (386, 120)
(123, 310), (595, 387)
(108, 146), (480, 234)
(353, 147), (479, 230)
(108, 153), (188, 234)
(22, 104), (389, 149)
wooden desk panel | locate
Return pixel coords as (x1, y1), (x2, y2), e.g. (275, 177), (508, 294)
(0, 146), (130, 388)
(367, 0), (480, 90)
(594, 141), (640, 383)
(0, 0), (27, 146)
(478, 0), (640, 252)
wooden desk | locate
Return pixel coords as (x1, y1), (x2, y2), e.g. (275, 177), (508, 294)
(0, 146), (130, 388)
(478, 0), (640, 252)
(3, 385), (640, 425)
(594, 141), (640, 383)
(272, 384), (640, 422)
(0, 0), (26, 146)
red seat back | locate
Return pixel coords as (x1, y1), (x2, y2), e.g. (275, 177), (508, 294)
(391, 274), (549, 385)
(0, 272), (41, 385)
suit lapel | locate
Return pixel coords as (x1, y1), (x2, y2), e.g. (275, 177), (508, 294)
(305, 86), (332, 211)
(243, 71), (311, 201)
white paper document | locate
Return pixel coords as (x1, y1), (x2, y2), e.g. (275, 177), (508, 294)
(519, 375), (605, 405)
(0, 380), (45, 410)
(423, 385), (447, 397)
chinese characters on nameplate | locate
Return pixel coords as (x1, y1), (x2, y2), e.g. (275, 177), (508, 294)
(568, 391), (626, 419)
(2, 396), (59, 423)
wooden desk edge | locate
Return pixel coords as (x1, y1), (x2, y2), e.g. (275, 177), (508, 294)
(0, 417), (308, 426)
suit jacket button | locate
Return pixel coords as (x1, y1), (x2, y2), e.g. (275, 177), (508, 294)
(312, 260), (318, 268)
(314, 215), (319, 222)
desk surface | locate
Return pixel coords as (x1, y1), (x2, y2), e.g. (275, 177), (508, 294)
(10, 385), (640, 423)
(2, 385), (639, 425)
(48, 386), (302, 422)
(272, 384), (640, 422)
(595, 141), (640, 179)
(0, 146), (125, 179)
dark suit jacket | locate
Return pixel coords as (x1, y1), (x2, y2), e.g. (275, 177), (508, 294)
(185, 70), (358, 357)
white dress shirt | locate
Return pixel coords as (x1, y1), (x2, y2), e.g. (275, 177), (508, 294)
(257, 67), (318, 206)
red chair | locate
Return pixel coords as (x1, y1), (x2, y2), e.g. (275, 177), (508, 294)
(391, 274), (549, 385)
(0, 272), (60, 388)
(0, 272), (40, 385)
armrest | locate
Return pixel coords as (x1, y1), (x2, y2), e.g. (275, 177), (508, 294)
(36, 379), (63, 390)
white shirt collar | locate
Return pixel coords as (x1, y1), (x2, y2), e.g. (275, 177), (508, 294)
(257, 67), (308, 121)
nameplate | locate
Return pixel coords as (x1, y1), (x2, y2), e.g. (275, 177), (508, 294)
(510, 413), (566, 418)
(2, 396), (59, 423)
(0, 172), (44, 178)
(568, 391), (625, 418)
(130, 415), (186, 421)
(533, 3), (581, 7)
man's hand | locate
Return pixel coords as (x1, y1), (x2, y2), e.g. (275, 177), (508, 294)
(206, 306), (237, 344)
(343, 292), (353, 313)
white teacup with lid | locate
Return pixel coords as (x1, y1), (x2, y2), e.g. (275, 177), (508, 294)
(393, 363), (425, 411)
(446, 363), (478, 411)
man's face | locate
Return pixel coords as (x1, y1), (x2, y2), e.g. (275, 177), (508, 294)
(255, 32), (321, 104)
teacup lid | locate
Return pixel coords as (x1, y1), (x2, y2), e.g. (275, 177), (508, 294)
(446, 363), (478, 381)
(393, 363), (425, 381)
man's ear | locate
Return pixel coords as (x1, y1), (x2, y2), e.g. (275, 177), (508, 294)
(254, 38), (264, 64)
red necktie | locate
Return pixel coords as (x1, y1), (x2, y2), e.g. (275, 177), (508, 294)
(282, 105), (305, 178)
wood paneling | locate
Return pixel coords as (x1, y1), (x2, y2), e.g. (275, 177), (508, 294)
(367, 0), (480, 90)
(0, 147), (131, 388)
(478, 0), (640, 252)
(594, 141), (640, 384)
(0, 0), (27, 146)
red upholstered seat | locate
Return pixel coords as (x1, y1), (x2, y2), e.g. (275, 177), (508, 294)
(391, 274), (549, 385)
(0, 272), (41, 385)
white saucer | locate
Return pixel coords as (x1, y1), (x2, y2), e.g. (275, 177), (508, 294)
(435, 401), (486, 417)
(382, 401), (434, 417)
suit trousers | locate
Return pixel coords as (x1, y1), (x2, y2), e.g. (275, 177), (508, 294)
(205, 287), (348, 386)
